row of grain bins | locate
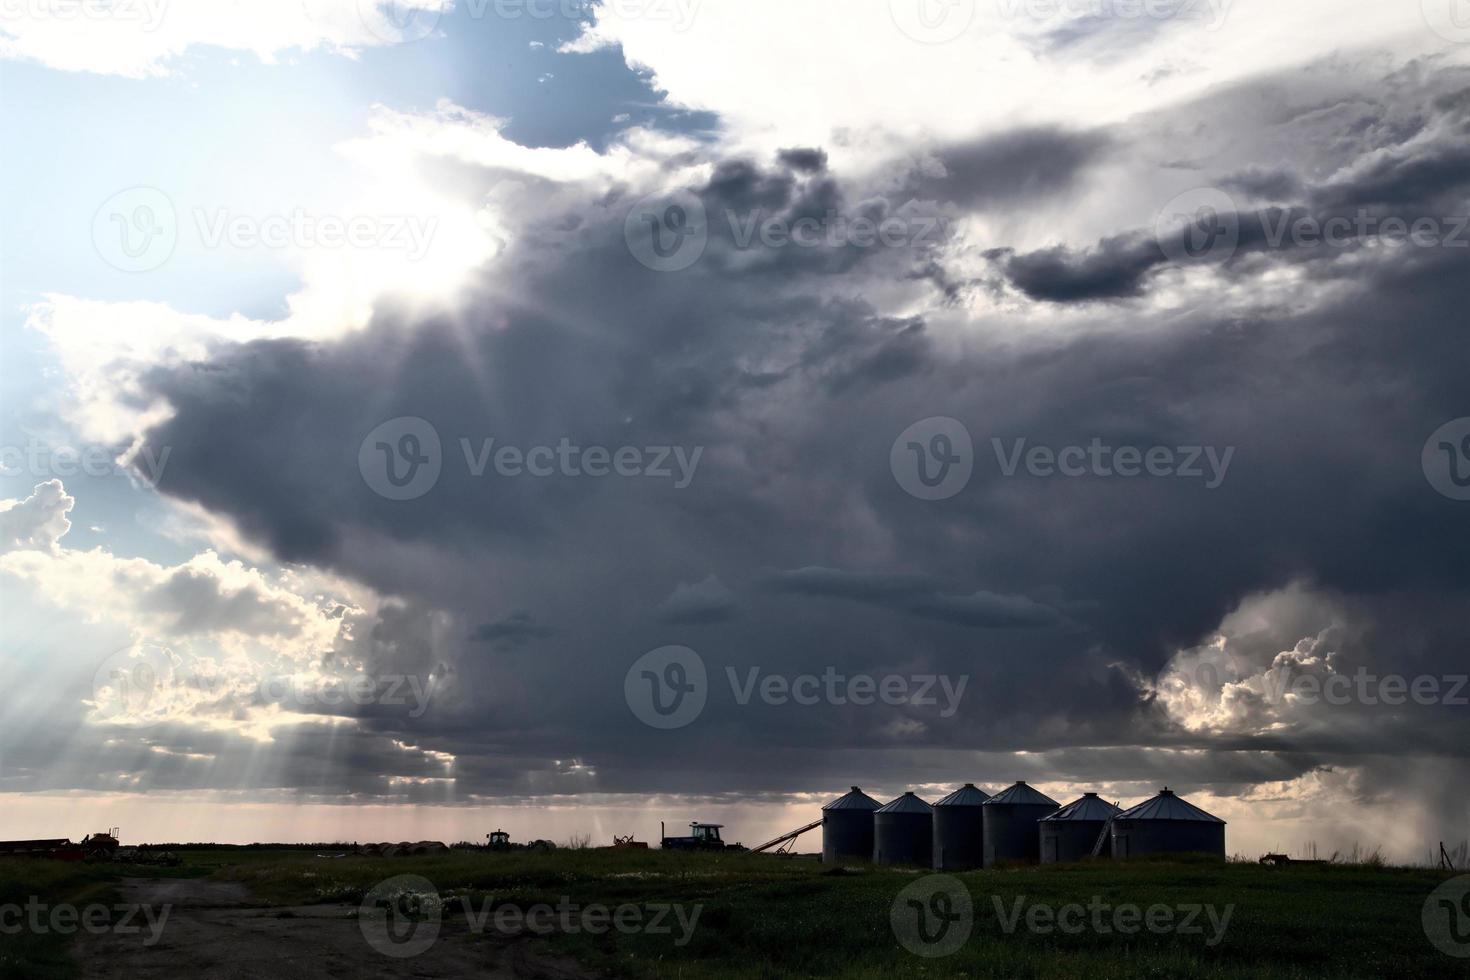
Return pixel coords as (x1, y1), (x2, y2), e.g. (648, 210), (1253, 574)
(822, 785), (1224, 868)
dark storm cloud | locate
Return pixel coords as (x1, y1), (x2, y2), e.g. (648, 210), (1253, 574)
(910, 126), (1111, 208)
(122, 57), (1470, 832)
(656, 575), (739, 624)
(990, 70), (1470, 304)
(776, 147), (828, 173)
(1221, 166), (1303, 201)
(471, 611), (555, 649)
(760, 567), (1061, 629)
(990, 231), (1162, 302)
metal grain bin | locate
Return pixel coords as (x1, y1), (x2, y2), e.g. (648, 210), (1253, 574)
(873, 792), (934, 867)
(1040, 793), (1121, 863)
(982, 781), (1059, 867)
(932, 783), (990, 871)
(1110, 787), (1226, 859)
(821, 786), (880, 863)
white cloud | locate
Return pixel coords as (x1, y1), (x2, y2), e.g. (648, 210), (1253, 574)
(0, 478), (74, 552)
(566, 0), (1455, 162)
(25, 102), (704, 447)
(0, 0), (451, 77)
(0, 480), (452, 740)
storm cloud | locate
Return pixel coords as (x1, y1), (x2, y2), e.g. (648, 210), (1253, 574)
(9, 43), (1467, 855)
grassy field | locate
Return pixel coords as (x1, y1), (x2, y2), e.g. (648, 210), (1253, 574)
(0, 857), (128, 980)
(1, 848), (1464, 978)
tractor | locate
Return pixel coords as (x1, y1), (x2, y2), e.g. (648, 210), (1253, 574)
(486, 829), (556, 852)
(660, 822), (745, 852)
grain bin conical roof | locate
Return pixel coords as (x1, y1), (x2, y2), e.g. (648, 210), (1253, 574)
(875, 791), (933, 813)
(1042, 793), (1122, 822)
(823, 786), (881, 811)
(1116, 788), (1224, 823)
(983, 781), (1058, 807)
(934, 783), (991, 807)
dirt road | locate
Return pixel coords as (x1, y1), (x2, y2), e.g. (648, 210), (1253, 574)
(75, 878), (597, 979)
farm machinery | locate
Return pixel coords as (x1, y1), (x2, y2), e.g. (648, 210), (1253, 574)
(660, 822), (745, 852)
(486, 829), (556, 852)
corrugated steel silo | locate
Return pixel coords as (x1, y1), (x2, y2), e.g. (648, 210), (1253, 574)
(932, 783), (990, 870)
(1110, 788), (1226, 859)
(1040, 793), (1121, 863)
(873, 792), (933, 867)
(821, 786), (880, 863)
(982, 781), (1059, 867)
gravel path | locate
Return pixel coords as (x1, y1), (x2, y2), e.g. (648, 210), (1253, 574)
(75, 878), (597, 980)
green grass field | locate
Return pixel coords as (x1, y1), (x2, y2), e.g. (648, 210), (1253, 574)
(2, 849), (1464, 978)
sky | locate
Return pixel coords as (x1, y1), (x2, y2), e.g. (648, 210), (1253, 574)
(1, 0), (1468, 861)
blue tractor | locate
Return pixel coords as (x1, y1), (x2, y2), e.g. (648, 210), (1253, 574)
(660, 821), (745, 851)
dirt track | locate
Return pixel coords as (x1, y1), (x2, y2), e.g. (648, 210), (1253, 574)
(75, 878), (597, 979)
